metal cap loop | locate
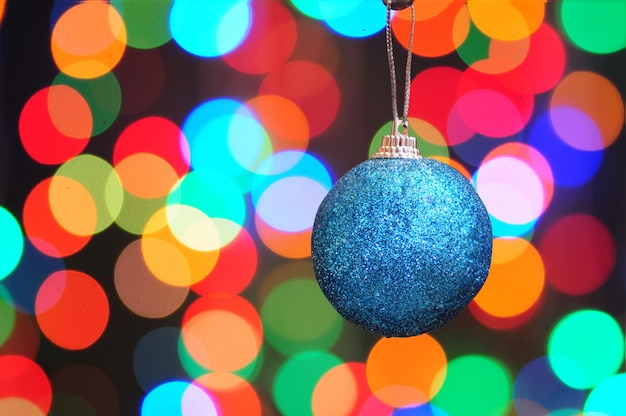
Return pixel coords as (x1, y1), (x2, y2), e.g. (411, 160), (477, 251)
(383, 0), (414, 10)
(371, 118), (421, 160)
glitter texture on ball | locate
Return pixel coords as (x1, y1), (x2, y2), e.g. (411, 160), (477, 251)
(311, 157), (493, 337)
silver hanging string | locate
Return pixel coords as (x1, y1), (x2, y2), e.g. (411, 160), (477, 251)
(372, 0), (419, 160)
(385, 0), (415, 131)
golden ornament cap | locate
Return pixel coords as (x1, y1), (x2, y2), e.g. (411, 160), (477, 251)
(371, 119), (421, 160)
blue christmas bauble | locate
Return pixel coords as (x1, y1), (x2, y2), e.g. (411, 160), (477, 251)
(311, 157), (492, 337)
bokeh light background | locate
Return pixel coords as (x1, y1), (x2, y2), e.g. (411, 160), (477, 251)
(0, 0), (624, 415)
